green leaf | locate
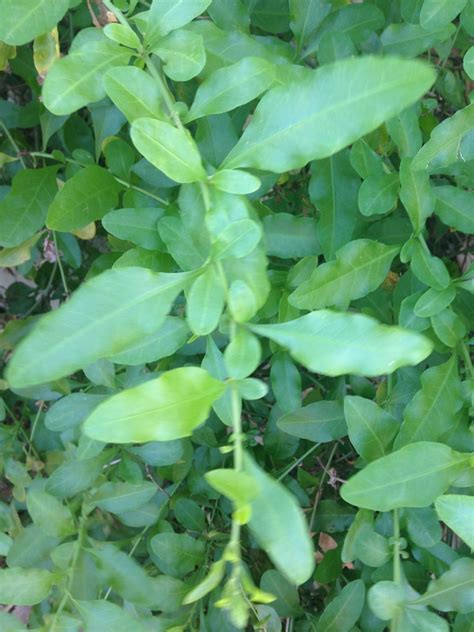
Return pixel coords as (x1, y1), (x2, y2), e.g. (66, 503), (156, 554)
(42, 35), (131, 115)
(205, 469), (260, 507)
(131, 117), (206, 183)
(186, 56), (275, 121)
(260, 570), (302, 617)
(243, 452), (315, 585)
(395, 355), (464, 447)
(187, 266), (225, 335)
(350, 138), (384, 179)
(387, 104), (423, 159)
(289, 239), (399, 310)
(77, 600), (150, 632)
(433, 185), (474, 234)
(213, 218), (262, 260)
(6, 268), (192, 388)
(411, 103), (474, 171)
(102, 207), (165, 250)
(464, 46), (474, 80)
(46, 454), (107, 498)
(270, 352), (301, 414)
(420, 0), (467, 30)
(90, 481), (157, 514)
(47, 166), (123, 232)
(289, 0), (330, 48)
(358, 173), (399, 217)
(104, 66), (165, 123)
(410, 240), (451, 290)
(309, 150), (361, 260)
(0, 167), (58, 248)
(344, 396), (399, 462)
(0, 568), (54, 606)
(414, 286), (456, 318)
(183, 560), (226, 604)
(45, 393), (108, 432)
(399, 157), (435, 233)
(340, 442), (469, 511)
(405, 507), (442, 548)
(103, 23), (141, 50)
(83, 367), (225, 443)
(277, 401), (346, 443)
(435, 495), (474, 549)
(109, 316), (189, 366)
(263, 213), (320, 259)
(153, 29), (206, 81)
(222, 56), (435, 172)
(381, 23), (455, 57)
(0, 0), (69, 45)
(26, 488), (75, 538)
(209, 169), (261, 194)
(174, 498), (206, 531)
(224, 328), (261, 379)
(413, 558), (474, 613)
(150, 532), (206, 578)
(317, 580), (366, 632)
(146, 0), (212, 43)
(342, 509), (391, 567)
(250, 311), (433, 377)
(431, 308), (466, 348)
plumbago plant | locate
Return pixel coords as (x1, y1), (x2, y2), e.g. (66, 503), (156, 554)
(0, 0), (473, 630)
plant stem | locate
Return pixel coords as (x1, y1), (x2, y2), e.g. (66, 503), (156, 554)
(459, 340), (473, 380)
(0, 118), (26, 168)
(392, 508), (402, 585)
(28, 401), (44, 457)
(145, 55), (183, 129)
(53, 231), (70, 296)
(277, 443), (320, 481)
(309, 442), (338, 533)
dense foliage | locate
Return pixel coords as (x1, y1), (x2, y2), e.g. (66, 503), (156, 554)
(0, 0), (473, 630)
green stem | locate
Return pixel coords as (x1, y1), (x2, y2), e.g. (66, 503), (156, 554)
(308, 442), (338, 533)
(28, 401), (44, 457)
(53, 231), (70, 296)
(459, 340), (473, 380)
(392, 508), (401, 585)
(0, 118), (26, 168)
(145, 56), (183, 129)
(277, 443), (320, 481)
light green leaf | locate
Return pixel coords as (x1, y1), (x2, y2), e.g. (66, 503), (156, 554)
(153, 29), (205, 82)
(109, 316), (189, 366)
(186, 56), (275, 121)
(209, 169), (261, 194)
(465, 46), (474, 79)
(83, 367), (225, 443)
(0, 0), (69, 45)
(243, 452), (315, 585)
(224, 328), (261, 379)
(310, 149), (361, 260)
(222, 56), (435, 172)
(289, 239), (399, 310)
(431, 307), (467, 348)
(213, 218), (262, 260)
(6, 268), (192, 388)
(358, 173), (399, 217)
(399, 157), (435, 233)
(410, 240), (451, 290)
(411, 103), (474, 171)
(433, 185), (474, 234)
(131, 117), (206, 183)
(250, 311), (433, 377)
(0, 568), (55, 606)
(26, 488), (75, 538)
(205, 469), (260, 507)
(146, 0), (212, 43)
(350, 138), (384, 179)
(77, 600), (150, 632)
(413, 558), (474, 613)
(395, 355), (464, 447)
(150, 532), (206, 578)
(187, 265), (225, 335)
(0, 167), (58, 248)
(90, 481), (156, 514)
(317, 580), (366, 632)
(435, 495), (474, 549)
(344, 396), (399, 462)
(104, 66), (165, 123)
(43, 36), (131, 115)
(290, 0), (330, 48)
(277, 401), (346, 443)
(405, 507), (442, 548)
(102, 207), (165, 250)
(47, 166), (122, 232)
(381, 22), (455, 57)
(414, 286), (456, 318)
(420, 0), (467, 30)
(103, 23), (141, 50)
(340, 442), (469, 511)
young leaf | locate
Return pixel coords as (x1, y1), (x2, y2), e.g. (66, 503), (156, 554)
(414, 286), (456, 318)
(0, 0), (69, 45)
(222, 57), (435, 172)
(394, 355), (464, 447)
(104, 66), (165, 123)
(6, 268), (192, 388)
(153, 29), (206, 82)
(187, 266), (225, 335)
(186, 56), (275, 121)
(47, 166), (123, 232)
(205, 469), (260, 507)
(435, 495), (474, 549)
(433, 185), (474, 234)
(358, 173), (399, 217)
(0, 568), (55, 606)
(131, 117), (206, 183)
(413, 558), (474, 613)
(344, 396), (399, 462)
(0, 167), (58, 248)
(277, 401), (346, 443)
(146, 0), (212, 43)
(209, 169), (261, 194)
(411, 103), (474, 171)
(224, 328), (261, 379)
(83, 367), (225, 443)
(250, 311), (433, 377)
(340, 442), (469, 511)
(213, 218), (262, 260)
(289, 239), (400, 310)
(317, 580), (366, 632)
(243, 452), (315, 585)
